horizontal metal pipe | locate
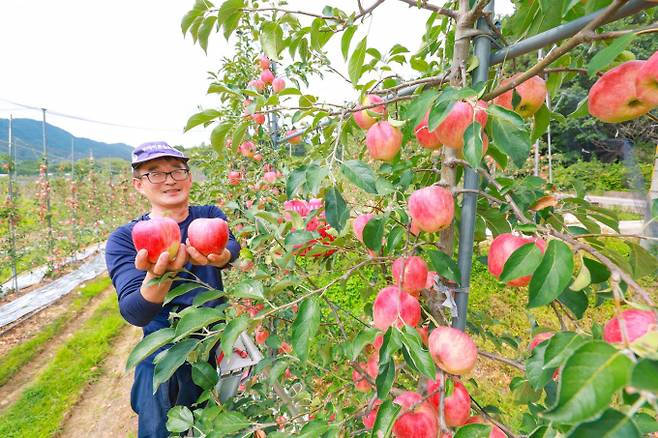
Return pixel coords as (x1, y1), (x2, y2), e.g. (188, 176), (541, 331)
(491, 0), (657, 65)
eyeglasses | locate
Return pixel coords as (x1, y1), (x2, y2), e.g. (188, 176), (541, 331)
(137, 169), (190, 184)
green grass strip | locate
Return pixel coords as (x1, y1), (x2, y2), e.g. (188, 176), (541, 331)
(0, 289), (125, 438)
(0, 276), (112, 386)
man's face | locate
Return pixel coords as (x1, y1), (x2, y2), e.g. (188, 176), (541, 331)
(132, 158), (193, 210)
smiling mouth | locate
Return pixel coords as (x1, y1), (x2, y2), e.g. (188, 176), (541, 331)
(163, 189), (181, 194)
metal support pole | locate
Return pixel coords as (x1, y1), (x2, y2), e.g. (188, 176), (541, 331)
(7, 116), (18, 294)
(452, 1), (494, 332)
(491, 0), (656, 65)
(42, 108), (54, 272)
(269, 63), (281, 148)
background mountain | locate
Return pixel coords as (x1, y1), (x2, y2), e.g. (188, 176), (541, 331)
(0, 118), (133, 163)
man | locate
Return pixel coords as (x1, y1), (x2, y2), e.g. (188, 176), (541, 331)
(105, 141), (240, 437)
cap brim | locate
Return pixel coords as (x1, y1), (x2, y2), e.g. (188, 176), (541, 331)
(131, 153), (190, 168)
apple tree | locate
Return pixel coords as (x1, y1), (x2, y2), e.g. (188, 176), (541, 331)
(129, 0), (658, 436)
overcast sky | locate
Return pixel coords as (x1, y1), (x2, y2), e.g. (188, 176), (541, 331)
(0, 0), (513, 150)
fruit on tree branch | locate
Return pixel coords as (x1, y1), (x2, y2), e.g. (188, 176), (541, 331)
(428, 326), (478, 375)
(366, 121), (403, 161)
(392, 391), (439, 438)
(353, 94), (387, 129)
(373, 286), (421, 330)
(493, 74), (547, 118)
(487, 233), (546, 287)
(392, 256), (429, 296)
(407, 185), (455, 233)
(603, 309), (657, 344)
(427, 375), (472, 427)
(635, 50), (658, 106)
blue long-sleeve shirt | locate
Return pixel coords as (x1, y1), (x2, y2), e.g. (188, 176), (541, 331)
(105, 205), (240, 335)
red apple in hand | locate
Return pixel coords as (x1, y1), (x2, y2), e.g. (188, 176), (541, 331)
(487, 233), (546, 287)
(392, 391), (439, 438)
(188, 218), (229, 256)
(132, 217), (181, 263)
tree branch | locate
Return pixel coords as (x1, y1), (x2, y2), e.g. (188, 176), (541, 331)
(483, 0), (632, 101)
(396, 0), (458, 19)
(478, 350), (526, 372)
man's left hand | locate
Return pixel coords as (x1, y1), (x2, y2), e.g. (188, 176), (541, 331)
(186, 239), (232, 268)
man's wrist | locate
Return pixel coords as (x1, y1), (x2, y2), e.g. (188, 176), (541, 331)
(140, 272), (172, 304)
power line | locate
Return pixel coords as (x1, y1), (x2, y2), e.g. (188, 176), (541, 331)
(0, 97), (183, 133)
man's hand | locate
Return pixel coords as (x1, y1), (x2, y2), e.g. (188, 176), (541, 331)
(186, 239), (232, 268)
(135, 243), (189, 276)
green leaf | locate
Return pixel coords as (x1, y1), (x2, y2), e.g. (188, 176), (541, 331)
(325, 187), (350, 232)
(363, 216), (385, 252)
(341, 25), (357, 60)
(174, 307), (224, 341)
(126, 327), (175, 370)
(557, 289), (588, 319)
(287, 166), (307, 199)
(191, 361), (219, 390)
(569, 96), (589, 119)
(570, 261), (591, 291)
(167, 406), (194, 433)
(198, 15), (217, 53)
(210, 410), (251, 435)
(543, 341), (632, 423)
(532, 104), (550, 142)
(210, 122), (232, 151)
(427, 100), (455, 132)
(230, 279), (265, 300)
(528, 240), (574, 308)
(399, 326), (436, 378)
(455, 423), (493, 438)
(268, 357), (290, 386)
(405, 89), (439, 128)
(488, 104), (532, 168)
(348, 37), (367, 84)
(587, 33), (636, 77)
(499, 242), (543, 284)
(292, 297), (321, 363)
(526, 341), (557, 391)
(153, 339), (199, 393)
(261, 22), (283, 59)
(217, 0), (244, 40)
(370, 400), (400, 438)
(184, 109), (221, 132)
(351, 327), (379, 361)
(341, 160), (378, 194)
(542, 332), (587, 369)
(627, 241), (658, 279)
(386, 226), (405, 255)
(220, 316), (249, 358)
(634, 412), (658, 434)
(298, 420), (330, 438)
(463, 122), (484, 169)
(376, 360), (396, 400)
(427, 250), (461, 285)
(164, 283), (200, 305)
(630, 359), (658, 392)
(583, 257), (610, 283)
(567, 408), (640, 438)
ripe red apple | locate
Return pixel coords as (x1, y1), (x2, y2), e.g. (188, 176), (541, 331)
(263, 171), (278, 184)
(603, 309), (657, 344)
(493, 74), (547, 118)
(253, 153), (263, 162)
(255, 325), (269, 345)
(588, 60), (653, 123)
(427, 375), (471, 427)
(464, 416), (506, 438)
(425, 271), (437, 289)
(414, 111), (443, 149)
(248, 79), (266, 92)
(392, 391), (439, 438)
(272, 77), (286, 93)
(228, 171), (242, 186)
(252, 113), (265, 125)
(353, 94), (387, 129)
(258, 54), (270, 70)
(239, 141), (255, 158)
(286, 130), (302, 144)
(366, 121), (402, 161)
(529, 332), (554, 351)
(132, 217), (181, 263)
(433, 100), (488, 149)
(353, 213), (375, 243)
(392, 256), (429, 295)
(353, 354), (378, 392)
(362, 400), (382, 429)
(487, 233), (547, 287)
(636, 51), (658, 106)
(408, 185), (455, 233)
(373, 286), (421, 330)
(260, 69), (275, 84)
(188, 218), (229, 256)
(428, 326), (478, 375)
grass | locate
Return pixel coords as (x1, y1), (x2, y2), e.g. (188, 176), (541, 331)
(0, 276), (112, 387)
(0, 291), (125, 437)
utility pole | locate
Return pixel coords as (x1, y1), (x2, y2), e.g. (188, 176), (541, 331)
(7, 116), (18, 294)
(42, 108), (54, 273)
